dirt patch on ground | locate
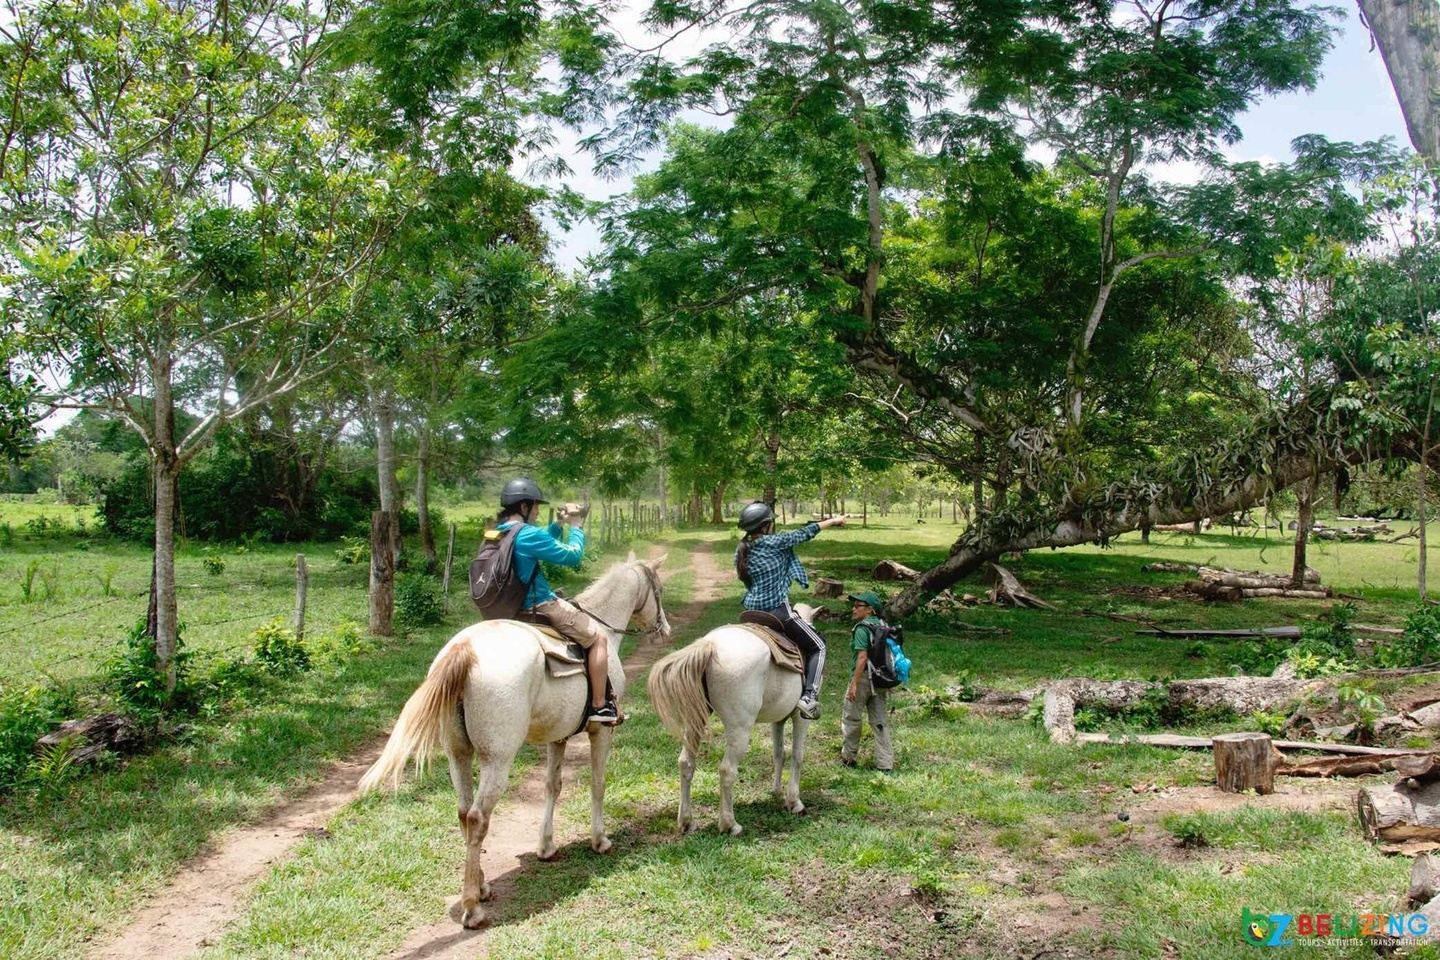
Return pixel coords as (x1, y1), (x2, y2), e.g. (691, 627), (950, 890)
(89, 540), (729, 960)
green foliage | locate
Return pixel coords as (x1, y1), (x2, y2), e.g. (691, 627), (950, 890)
(1074, 687), (1237, 733)
(395, 573), (444, 629)
(911, 683), (972, 721)
(1165, 814), (1210, 849)
(312, 619), (376, 663)
(202, 555), (226, 577)
(334, 536), (369, 565)
(105, 620), (190, 721)
(1248, 710), (1289, 738)
(1284, 604), (1359, 678)
(27, 734), (83, 795)
(1335, 682), (1386, 739)
(249, 621), (311, 676)
(1375, 605), (1440, 669)
(0, 682), (77, 792)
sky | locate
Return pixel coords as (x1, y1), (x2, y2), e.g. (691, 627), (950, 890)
(536, 4), (1416, 271)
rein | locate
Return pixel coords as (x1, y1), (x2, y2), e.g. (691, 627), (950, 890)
(573, 563), (664, 637)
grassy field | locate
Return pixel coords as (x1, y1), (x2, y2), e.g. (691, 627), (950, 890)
(1, 513), (1437, 959)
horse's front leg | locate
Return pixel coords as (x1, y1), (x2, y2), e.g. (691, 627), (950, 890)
(717, 723), (750, 837)
(786, 717), (809, 815)
(587, 725), (616, 853)
(460, 761), (509, 929)
(771, 721), (786, 801)
(537, 740), (565, 861)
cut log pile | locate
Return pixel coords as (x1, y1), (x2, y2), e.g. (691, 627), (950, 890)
(1141, 561), (1332, 601)
(1310, 521), (1392, 542)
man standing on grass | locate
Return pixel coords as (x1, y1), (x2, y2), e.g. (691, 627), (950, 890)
(841, 591), (894, 772)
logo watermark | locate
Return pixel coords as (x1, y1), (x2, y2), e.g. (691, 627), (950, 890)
(1241, 908), (1430, 947)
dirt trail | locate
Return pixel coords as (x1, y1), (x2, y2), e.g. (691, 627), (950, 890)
(386, 540), (725, 960)
(88, 539), (725, 960)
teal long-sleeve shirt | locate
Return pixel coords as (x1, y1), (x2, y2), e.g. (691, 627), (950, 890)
(496, 519), (586, 610)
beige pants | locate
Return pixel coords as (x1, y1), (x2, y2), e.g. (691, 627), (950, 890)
(531, 597), (606, 649)
(841, 674), (893, 770)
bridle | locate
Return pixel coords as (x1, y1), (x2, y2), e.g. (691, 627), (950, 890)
(573, 562), (666, 638)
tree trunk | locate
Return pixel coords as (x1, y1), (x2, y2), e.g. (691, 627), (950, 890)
(1357, 0), (1440, 163)
(763, 430), (780, 507)
(415, 428), (436, 569)
(369, 510), (394, 636)
(1292, 476), (1315, 588)
(710, 484), (725, 524)
(292, 554), (308, 643)
(371, 387), (402, 570)
(151, 353), (180, 695)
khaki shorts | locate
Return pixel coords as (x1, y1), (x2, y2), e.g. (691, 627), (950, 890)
(531, 598), (606, 649)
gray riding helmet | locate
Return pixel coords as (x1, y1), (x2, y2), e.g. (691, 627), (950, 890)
(738, 500), (775, 532)
(500, 477), (548, 508)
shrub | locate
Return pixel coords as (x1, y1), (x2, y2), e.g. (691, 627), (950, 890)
(249, 620), (311, 675)
(202, 555), (226, 576)
(105, 620), (191, 722)
(312, 619), (375, 663)
(395, 573), (444, 629)
(334, 536), (368, 565)
(1375, 605), (1440, 669)
(0, 682), (78, 792)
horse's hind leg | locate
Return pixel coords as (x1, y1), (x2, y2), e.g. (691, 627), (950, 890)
(717, 722), (751, 837)
(785, 717), (809, 815)
(445, 708), (475, 827)
(587, 725), (615, 853)
(677, 730), (700, 835)
(459, 759), (510, 929)
(537, 740), (565, 861)
(770, 721), (786, 801)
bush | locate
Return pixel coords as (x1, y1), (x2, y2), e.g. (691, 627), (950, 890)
(334, 536), (368, 565)
(0, 682), (78, 793)
(249, 620), (311, 675)
(105, 620), (191, 722)
(395, 573), (444, 629)
(202, 555), (226, 576)
(1375, 605), (1440, 669)
(312, 619), (375, 663)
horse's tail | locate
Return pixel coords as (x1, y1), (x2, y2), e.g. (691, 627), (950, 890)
(359, 638), (474, 793)
(647, 637), (715, 746)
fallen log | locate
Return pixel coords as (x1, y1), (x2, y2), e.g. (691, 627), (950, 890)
(1281, 751), (1440, 778)
(1141, 562), (1204, 574)
(1359, 780), (1440, 844)
(1411, 854), (1440, 906)
(986, 563), (1056, 610)
(812, 577), (845, 598)
(1078, 731), (1432, 756)
(1237, 587), (1333, 599)
(1214, 733), (1282, 794)
(873, 559), (920, 582)
(34, 713), (145, 765)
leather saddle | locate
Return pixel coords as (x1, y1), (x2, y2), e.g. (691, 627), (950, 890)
(515, 610), (585, 676)
(737, 611), (804, 674)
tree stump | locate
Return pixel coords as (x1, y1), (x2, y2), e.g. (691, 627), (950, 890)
(812, 577), (845, 598)
(1412, 853), (1440, 906)
(1213, 732), (1280, 794)
(872, 560), (920, 582)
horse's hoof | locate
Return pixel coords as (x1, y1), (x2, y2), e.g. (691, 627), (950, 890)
(479, 881), (493, 902)
(679, 819), (698, 835)
(592, 836), (614, 854)
(725, 822), (744, 837)
(788, 800), (806, 815)
(461, 906), (486, 929)
(537, 844), (558, 861)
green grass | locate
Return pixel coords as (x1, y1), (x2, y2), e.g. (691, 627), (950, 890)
(2, 512), (1434, 958)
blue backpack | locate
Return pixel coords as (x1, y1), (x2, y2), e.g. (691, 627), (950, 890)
(866, 621), (911, 689)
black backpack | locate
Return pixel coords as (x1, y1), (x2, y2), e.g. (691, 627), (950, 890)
(865, 621), (909, 689)
(469, 525), (539, 619)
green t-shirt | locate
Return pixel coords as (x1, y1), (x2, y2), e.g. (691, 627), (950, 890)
(851, 615), (885, 667)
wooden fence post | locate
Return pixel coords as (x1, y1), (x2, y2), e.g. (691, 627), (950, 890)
(441, 522), (456, 607)
(369, 510), (394, 636)
(293, 554), (308, 643)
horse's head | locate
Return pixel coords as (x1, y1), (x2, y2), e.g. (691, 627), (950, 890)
(627, 550), (672, 641)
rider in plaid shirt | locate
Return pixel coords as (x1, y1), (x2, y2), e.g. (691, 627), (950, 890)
(735, 501), (848, 719)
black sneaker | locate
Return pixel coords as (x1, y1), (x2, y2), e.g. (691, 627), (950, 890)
(588, 702), (620, 725)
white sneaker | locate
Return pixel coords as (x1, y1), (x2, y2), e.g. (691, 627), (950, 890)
(797, 695), (821, 720)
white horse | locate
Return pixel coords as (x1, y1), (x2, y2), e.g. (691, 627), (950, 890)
(646, 603), (819, 837)
(358, 553), (669, 928)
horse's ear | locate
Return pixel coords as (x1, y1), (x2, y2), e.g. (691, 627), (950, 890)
(626, 550), (637, 563)
(648, 553), (668, 570)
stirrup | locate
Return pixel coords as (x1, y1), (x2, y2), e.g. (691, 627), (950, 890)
(797, 695), (821, 720)
(587, 701), (621, 725)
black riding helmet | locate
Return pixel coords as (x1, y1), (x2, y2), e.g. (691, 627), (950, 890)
(500, 477), (548, 509)
(737, 500), (775, 533)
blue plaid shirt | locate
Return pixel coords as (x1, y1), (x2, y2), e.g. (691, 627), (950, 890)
(496, 519), (586, 610)
(738, 522), (821, 611)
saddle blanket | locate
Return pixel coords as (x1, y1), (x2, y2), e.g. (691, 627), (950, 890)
(735, 623), (804, 674)
(513, 622), (586, 678)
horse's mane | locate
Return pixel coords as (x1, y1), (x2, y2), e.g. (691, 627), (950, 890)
(574, 557), (640, 605)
